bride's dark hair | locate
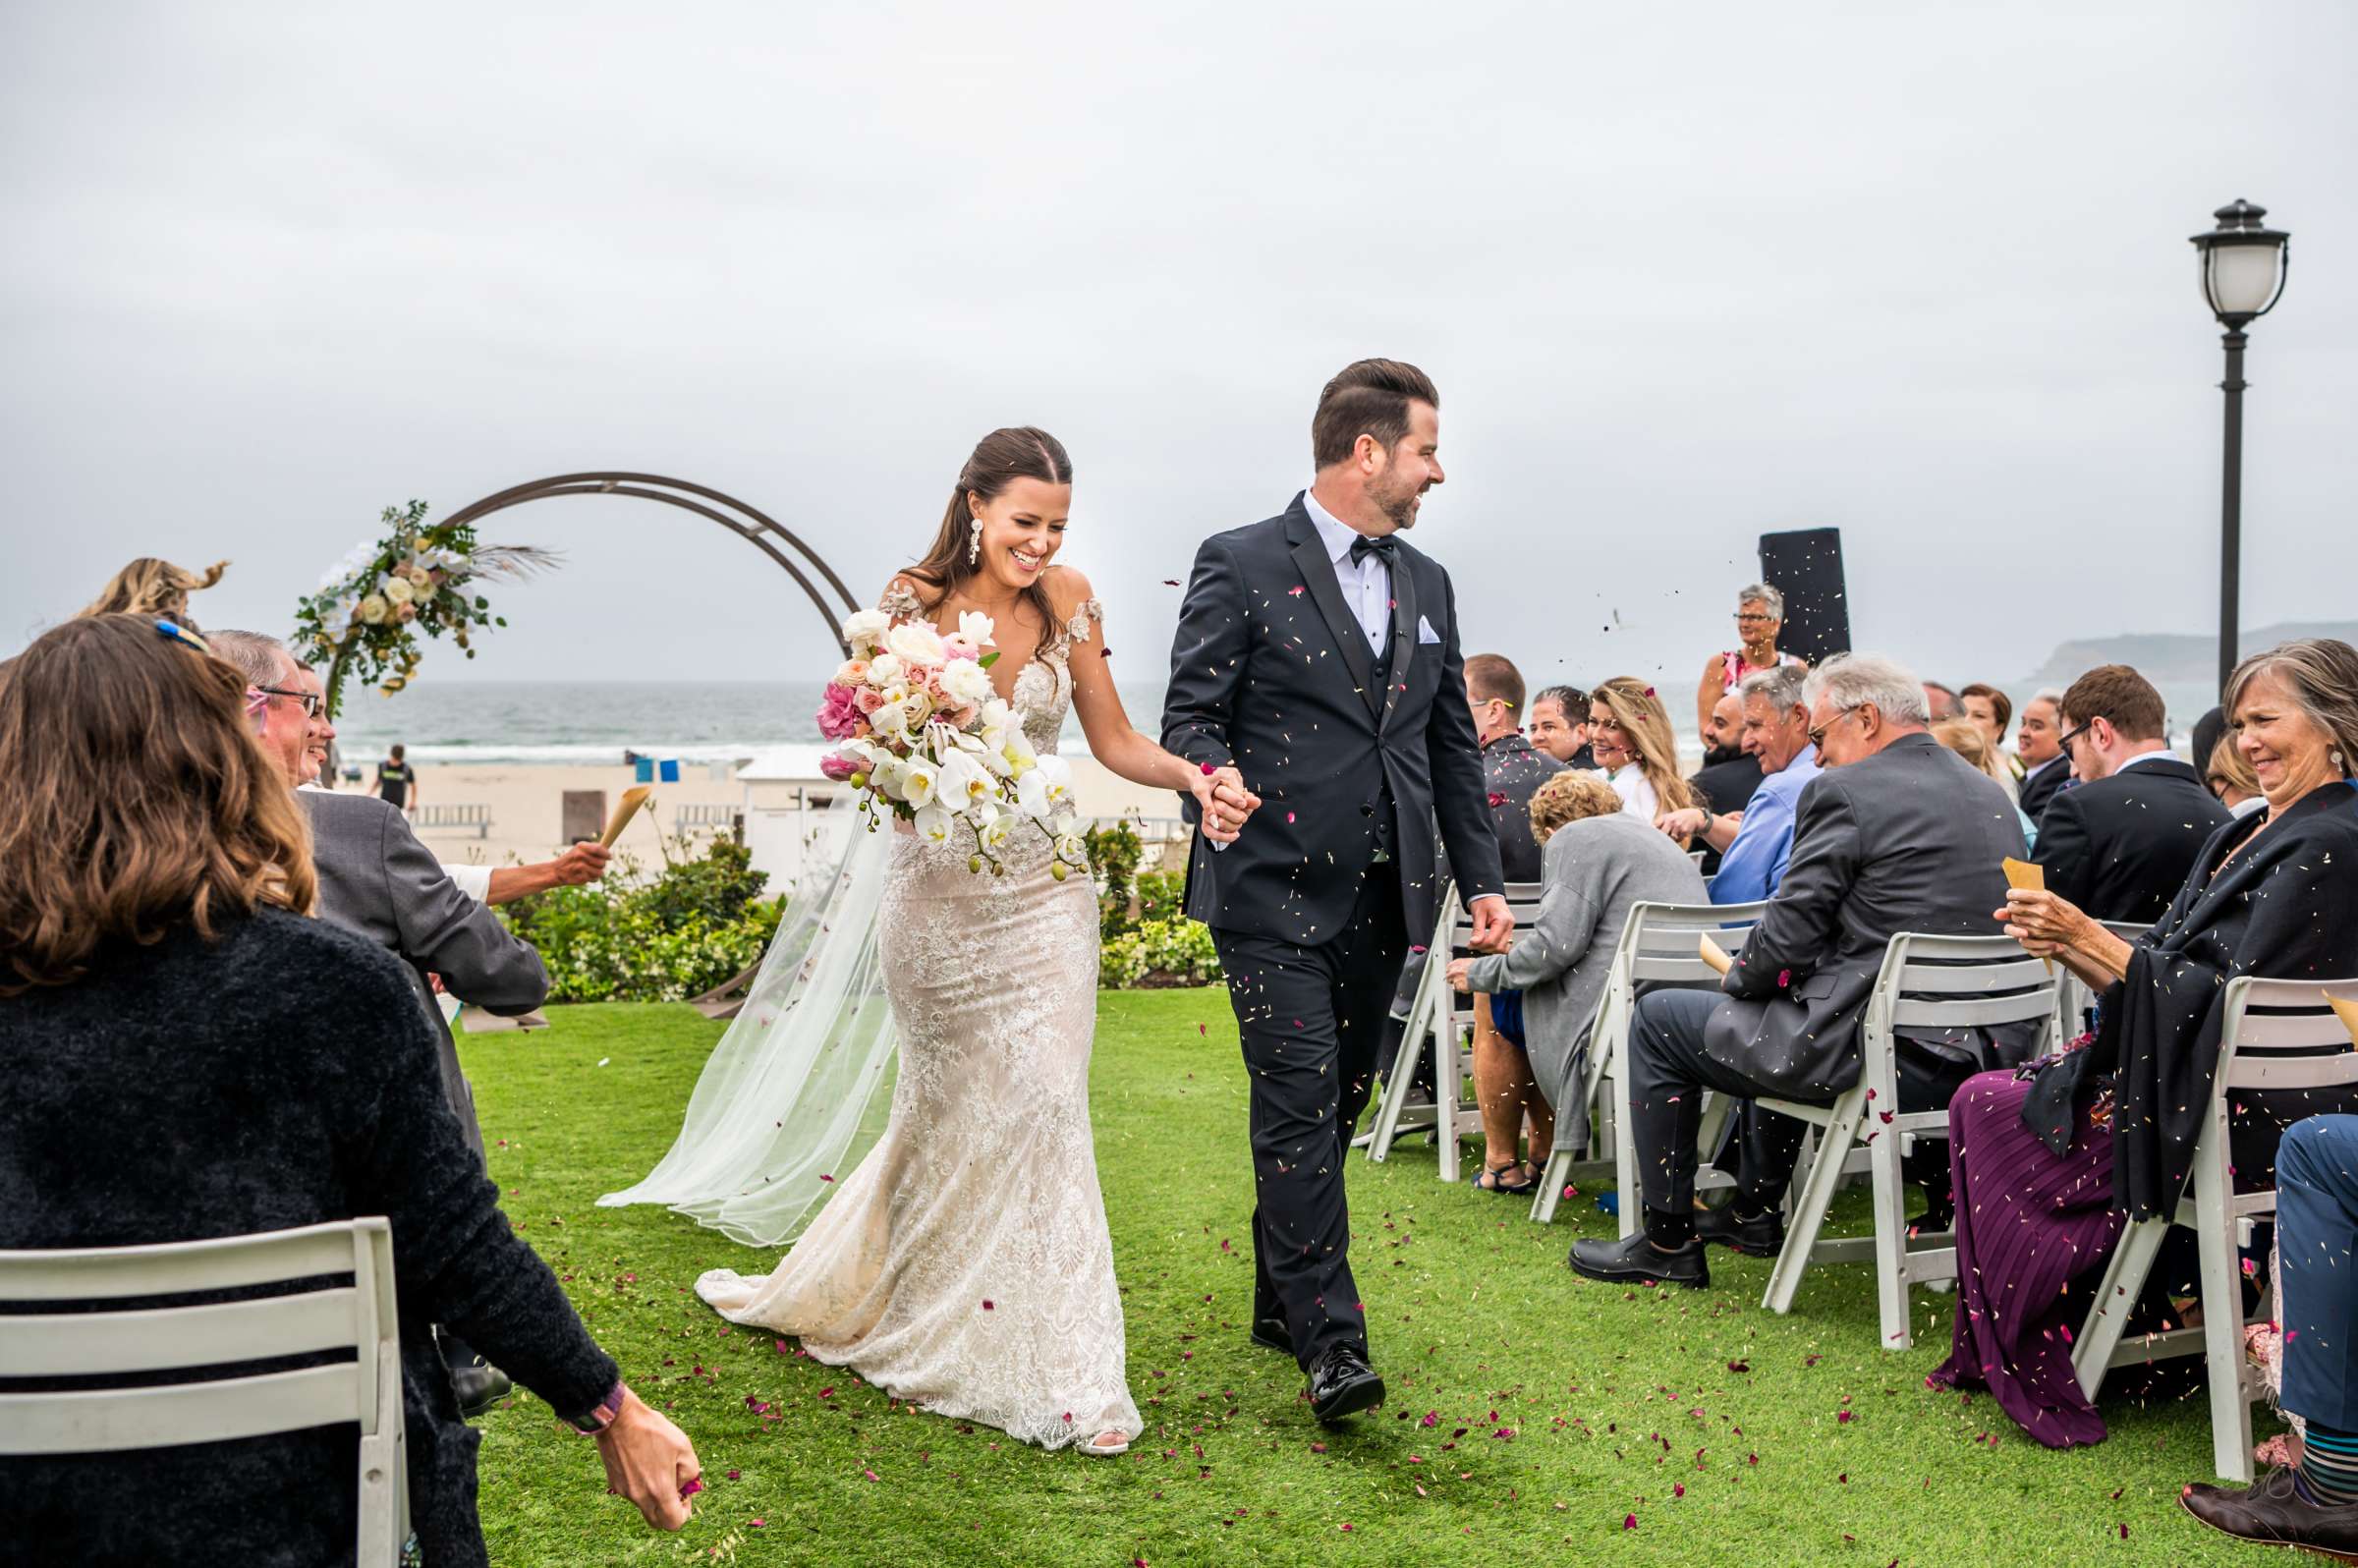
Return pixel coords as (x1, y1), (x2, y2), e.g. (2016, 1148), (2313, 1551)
(902, 426), (1073, 660)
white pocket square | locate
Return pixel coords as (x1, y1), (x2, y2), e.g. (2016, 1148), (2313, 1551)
(1417, 616), (1442, 645)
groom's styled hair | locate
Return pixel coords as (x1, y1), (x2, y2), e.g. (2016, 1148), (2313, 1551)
(1312, 359), (1438, 470)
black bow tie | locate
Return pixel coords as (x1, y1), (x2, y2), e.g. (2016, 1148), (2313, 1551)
(1348, 534), (1398, 567)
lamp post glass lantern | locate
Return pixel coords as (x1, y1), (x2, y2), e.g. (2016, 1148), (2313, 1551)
(2190, 199), (2290, 695)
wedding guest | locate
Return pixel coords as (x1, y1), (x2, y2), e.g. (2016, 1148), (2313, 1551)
(2192, 704), (2229, 783)
(1530, 684), (1595, 769)
(377, 741), (421, 814)
(2206, 733), (2266, 817)
(1959, 683), (2016, 763)
(2017, 689), (2072, 820)
(1448, 773), (1706, 1167)
(2036, 664), (2232, 925)
(211, 630), (549, 1416)
(1924, 681), (1962, 721)
(291, 663), (610, 904)
(1690, 691), (1765, 817)
(1656, 664), (1820, 906)
(1693, 583), (1802, 739)
(1932, 719), (2039, 851)
(76, 555), (227, 628)
(1570, 654), (2034, 1286)
(0, 614), (700, 1567)
(1930, 639), (2358, 1450)
(2182, 1115), (2358, 1551)
(1590, 676), (1696, 827)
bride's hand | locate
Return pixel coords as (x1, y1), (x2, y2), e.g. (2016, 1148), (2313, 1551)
(1189, 767), (1258, 843)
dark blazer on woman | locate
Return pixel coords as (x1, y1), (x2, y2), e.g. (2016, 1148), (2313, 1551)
(2025, 780), (2358, 1217)
(0, 910), (614, 1568)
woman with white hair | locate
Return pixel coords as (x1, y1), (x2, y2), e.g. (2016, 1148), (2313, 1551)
(1695, 583), (1806, 740)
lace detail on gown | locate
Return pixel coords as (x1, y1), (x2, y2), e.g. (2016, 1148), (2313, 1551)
(694, 586), (1138, 1450)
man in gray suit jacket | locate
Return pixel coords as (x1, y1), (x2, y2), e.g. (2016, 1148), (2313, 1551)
(1572, 654), (2036, 1289)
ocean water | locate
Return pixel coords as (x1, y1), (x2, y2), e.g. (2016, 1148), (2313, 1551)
(329, 680), (1173, 764)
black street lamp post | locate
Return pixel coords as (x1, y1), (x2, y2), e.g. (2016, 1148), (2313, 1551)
(2189, 199), (2290, 695)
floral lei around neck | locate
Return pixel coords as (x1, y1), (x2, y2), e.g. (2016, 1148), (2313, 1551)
(291, 499), (558, 718)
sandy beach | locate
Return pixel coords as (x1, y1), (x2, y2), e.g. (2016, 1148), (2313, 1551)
(323, 756), (1192, 882)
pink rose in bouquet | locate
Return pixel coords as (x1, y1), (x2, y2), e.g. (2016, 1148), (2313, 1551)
(817, 682), (867, 741)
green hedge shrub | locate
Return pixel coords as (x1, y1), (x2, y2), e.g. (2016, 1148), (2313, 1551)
(501, 836), (783, 1003)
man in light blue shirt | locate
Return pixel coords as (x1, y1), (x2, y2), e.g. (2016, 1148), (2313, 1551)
(1656, 664), (1819, 905)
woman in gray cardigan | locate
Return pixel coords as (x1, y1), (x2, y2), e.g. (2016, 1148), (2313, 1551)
(1450, 772), (1708, 1130)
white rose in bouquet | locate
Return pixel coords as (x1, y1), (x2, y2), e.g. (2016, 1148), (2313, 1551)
(870, 696), (911, 741)
(841, 608), (892, 654)
(897, 687), (936, 729)
(940, 655), (994, 707)
(885, 619), (946, 666)
(869, 650), (905, 688)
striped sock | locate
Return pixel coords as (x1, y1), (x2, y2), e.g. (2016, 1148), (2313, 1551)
(2295, 1423), (2358, 1507)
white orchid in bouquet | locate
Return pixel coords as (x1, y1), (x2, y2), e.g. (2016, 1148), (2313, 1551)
(817, 607), (1089, 879)
(291, 499), (559, 716)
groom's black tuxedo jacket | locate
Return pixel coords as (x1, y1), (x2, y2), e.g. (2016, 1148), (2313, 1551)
(1161, 494), (1505, 945)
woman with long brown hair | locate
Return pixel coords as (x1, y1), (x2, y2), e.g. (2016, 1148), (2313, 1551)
(620, 426), (1260, 1458)
(76, 555), (228, 626)
(1588, 675), (1695, 825)
(0, 614), (699, 1566)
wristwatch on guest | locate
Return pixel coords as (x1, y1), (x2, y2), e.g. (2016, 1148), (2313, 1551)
(565, 1380), (629, 1435)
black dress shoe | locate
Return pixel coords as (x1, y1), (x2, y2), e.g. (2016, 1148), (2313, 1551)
(1569, 1231), (1711, 1289)
(2182, 1466), (2358, 1558)
(1306, 1344), (1386, 1425)
(1697, 1204), (1785, 1256)
(1250, 1316), (1291, 1353)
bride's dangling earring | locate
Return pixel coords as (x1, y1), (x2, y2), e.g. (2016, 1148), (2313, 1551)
(967, 517), (983, 568)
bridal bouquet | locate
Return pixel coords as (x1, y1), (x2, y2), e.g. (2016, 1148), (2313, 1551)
(815, 607), (1089, 879)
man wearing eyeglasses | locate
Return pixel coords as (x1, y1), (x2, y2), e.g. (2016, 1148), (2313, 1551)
(2038, 664), (2232, 926)
(209, 629), (549, 1418)
(1571, 652), (2036, 1287)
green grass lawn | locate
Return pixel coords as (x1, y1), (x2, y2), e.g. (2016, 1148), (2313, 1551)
(463, 994), (2252, 1567)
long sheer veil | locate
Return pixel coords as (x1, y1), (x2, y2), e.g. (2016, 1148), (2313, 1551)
(597, 793), (898, 1248)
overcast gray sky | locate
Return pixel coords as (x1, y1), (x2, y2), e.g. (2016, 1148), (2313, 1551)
(5, 1), (2352, 702)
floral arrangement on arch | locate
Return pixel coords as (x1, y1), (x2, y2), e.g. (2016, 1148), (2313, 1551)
(817, 607), (1088, 879)
(292, 500), (558, 716)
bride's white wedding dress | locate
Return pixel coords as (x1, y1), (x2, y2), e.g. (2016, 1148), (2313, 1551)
(690, 588), (1141, 1451)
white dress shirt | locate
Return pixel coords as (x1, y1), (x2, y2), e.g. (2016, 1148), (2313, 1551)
(1302, 488), (1391, 651)
(2110, 748), (2178, 776)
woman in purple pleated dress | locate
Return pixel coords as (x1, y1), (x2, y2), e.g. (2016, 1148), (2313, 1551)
(1929, 641), (2358, 1448)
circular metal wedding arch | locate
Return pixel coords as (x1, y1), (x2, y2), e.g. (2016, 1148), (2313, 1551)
(439, 473), (860, 654)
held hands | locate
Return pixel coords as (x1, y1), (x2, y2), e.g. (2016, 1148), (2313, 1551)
(1656, 808), (1708, 842)
(593, 1387), (702, 1531)
(1189, 765), (1261, 844)
(1445, 956), (1476, 993)
(1465, 894), (1514, 954)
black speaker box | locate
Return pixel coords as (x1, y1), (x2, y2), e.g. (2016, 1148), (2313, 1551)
(1757, 528), (1850, 664)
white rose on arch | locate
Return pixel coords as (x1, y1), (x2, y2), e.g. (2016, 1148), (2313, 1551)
(841, 608), (892, 654)
(357, 594), (390, 625)
(380, 576), (416, 607)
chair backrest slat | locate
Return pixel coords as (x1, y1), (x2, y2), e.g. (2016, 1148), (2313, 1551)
(2233, 1012), (2355, 1050)
(1891, 993), (2059, 1029)
(0, 1364), (365, 1455)
(1869, 932), (2059, 1038)
(2226, 1052), (2358, 1092)
(0, 1224), (360, 1302)
(0, 1287), (364, 1377)
(1448, 881), (1546, 939)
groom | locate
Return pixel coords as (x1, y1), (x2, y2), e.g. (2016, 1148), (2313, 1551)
(1162, 358), (1510, 1423)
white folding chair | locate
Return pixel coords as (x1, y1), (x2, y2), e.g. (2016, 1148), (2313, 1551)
(2055, 919), (2153, 1040)
(1758, 933), (2057, 1351)
(1530, 899), (1769, 1228)
(2070, 977), (2358, 1483)
(0, 1217), (410, 1562)
(1365, 879), (1546, 1181)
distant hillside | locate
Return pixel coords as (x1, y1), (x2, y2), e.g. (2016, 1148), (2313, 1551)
(2013, 619), (2358, 740)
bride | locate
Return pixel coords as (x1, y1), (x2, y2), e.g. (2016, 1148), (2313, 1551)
(603, 426), (1257, 1455)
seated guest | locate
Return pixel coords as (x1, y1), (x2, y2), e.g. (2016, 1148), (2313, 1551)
(1589, 677), (1696, 828)
(1656, 664), (1820, 906)
(1530, 683), (1595, 769)
(2016, 688), (2072, 821)
(2207, 732), (2266, 817)
(1694, 583), (1803, 740)
(1931, 639), (2358, 1450)
(2035, 664), (2232, 925)
(2183, 1115), (2358, 1551)
(1923, 681), (1962, 721)
(1448, 773), (1706, 1169)
(76, 555), (227, 628)
(292, 662), (610, 904)
(211, 630), (549, 1415)
(1569, 653), (2034, 1287)
(1449, 654), (1561, 1192)
(0, 615), (700, 1565)
(1686, 691), (1763, 876)
(1933, 718), (2040, 851)
(1959, 682), (2022, 795)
